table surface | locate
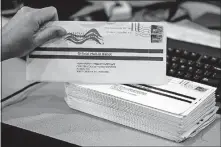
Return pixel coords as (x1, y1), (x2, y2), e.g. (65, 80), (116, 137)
(1, 55), (221, 147)
(1, 2), (221, 146)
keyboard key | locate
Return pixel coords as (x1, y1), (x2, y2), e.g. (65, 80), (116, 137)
(188, 67), (194, 73)
(201, 55), (210, 63)
(177, 71), (185, 77)
(216, 96), (220, 102)
(204, 64), (212, 70)
(184, 73), (192, 79)
(190, 52), (200, 60)
(168, 69), (176, 76)
(182, 50), (190, 57)
(204, 71), (212, 77)
(179, 65), (187, 71)
(193, 75), (202, 81)
(167, 62), (170, 70)
(201, 78), (220, 86)
(171, 63), (178, 69)
(171, 57), (179, 63)
(187, 60), (195, 66)
(212, 73), (221, 79)
(175, 49), (182, 56)
(216, 87), (221, 102)
(213, 66), (221, 73)
(168, 48), (174, 54)
(180, 58), (187, 64)
(167, 55), (171, 62)
(195, 62), (204, 68)
(195, 69), (203, 75)
(210, 57), (218, 63)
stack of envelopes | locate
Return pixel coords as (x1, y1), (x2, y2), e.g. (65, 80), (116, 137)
(64, 77), (218, 142)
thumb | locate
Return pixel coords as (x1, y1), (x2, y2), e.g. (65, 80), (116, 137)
(34, 26), (67, 47)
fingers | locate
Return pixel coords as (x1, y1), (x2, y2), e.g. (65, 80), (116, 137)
(3, 6), (38, 32)
(34, 26), (67, 47)
(7, 6), (59, 30)
(34, 7), (59, 26)
(19, 6), (37, 13)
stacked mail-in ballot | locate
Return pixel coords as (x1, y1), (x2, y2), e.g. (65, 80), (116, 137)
(64, 77), (218, 142)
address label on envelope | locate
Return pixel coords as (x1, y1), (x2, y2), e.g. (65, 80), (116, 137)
(26, 21), (167, 84)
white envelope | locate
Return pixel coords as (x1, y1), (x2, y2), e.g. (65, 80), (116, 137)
(65, 77), (217, 116)
(27, 21), (167, 84)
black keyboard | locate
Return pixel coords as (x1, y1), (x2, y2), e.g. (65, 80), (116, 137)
(167, 38), (221, 114)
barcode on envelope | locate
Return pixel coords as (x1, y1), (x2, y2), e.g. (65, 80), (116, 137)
(28, 48), (164, 61)
(194, 86), (208, 92)
(180, 81), (208, 93)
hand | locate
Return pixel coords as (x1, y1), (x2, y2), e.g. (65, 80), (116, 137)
(1, 6), (67, 61)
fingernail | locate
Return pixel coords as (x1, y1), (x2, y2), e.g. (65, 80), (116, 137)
(57, 29), (67, 36)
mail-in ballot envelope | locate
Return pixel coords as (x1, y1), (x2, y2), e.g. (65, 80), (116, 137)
(27, 21), (167, 84)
